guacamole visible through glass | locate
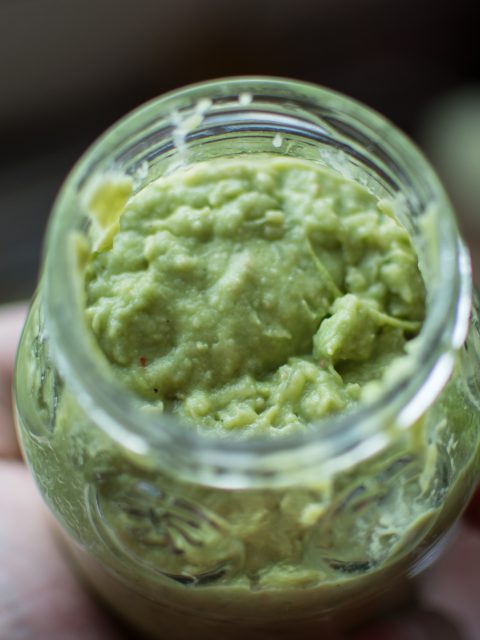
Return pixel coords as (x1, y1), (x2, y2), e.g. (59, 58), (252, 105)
(19, 152), (480, 638)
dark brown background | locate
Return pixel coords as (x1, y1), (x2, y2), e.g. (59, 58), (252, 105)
(1, 0), (478, 302)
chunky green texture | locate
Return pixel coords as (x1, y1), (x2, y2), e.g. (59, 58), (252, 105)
(85, 156), (424, 434)
(16, 153), (480, 640)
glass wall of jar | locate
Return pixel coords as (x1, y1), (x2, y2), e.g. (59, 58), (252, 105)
(14, 78), (480, 639)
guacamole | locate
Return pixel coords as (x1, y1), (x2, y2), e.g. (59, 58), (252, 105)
(84, 156), (424, 435)
(15, 152), (480, 639)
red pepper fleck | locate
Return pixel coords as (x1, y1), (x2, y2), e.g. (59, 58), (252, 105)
(139, 356), (148, 367)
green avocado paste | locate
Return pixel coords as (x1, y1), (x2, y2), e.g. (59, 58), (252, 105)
(19, 153), (480, 639)
(84, 156), (425, 434)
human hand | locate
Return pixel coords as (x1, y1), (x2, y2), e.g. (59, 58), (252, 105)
(1, 304), (479, 639)
(0, 303), (132, 640)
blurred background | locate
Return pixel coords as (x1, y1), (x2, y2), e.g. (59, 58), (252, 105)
(0, 0), (479, 302)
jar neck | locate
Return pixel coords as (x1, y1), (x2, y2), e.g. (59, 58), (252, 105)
(43, 77), (471, 488)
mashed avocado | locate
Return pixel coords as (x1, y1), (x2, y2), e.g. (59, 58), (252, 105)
(84, 156), (424, 434)
(16, 153), (480, 639)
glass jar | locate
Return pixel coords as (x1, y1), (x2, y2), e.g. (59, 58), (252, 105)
(14, 78), (480, 639)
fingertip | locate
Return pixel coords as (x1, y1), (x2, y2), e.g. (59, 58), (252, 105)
(0, 302), (28, 368)
(0, 302), (28, 459)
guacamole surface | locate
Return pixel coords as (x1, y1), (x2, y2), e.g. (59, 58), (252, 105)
(84, 156), (425, 434)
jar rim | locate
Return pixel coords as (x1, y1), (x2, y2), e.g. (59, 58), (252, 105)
(43, 76), (471, 486)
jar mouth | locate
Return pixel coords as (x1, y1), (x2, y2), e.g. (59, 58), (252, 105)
(43, 76), (471, 485)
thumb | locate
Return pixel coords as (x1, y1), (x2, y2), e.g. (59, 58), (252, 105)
(0, 302), (28, 458)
